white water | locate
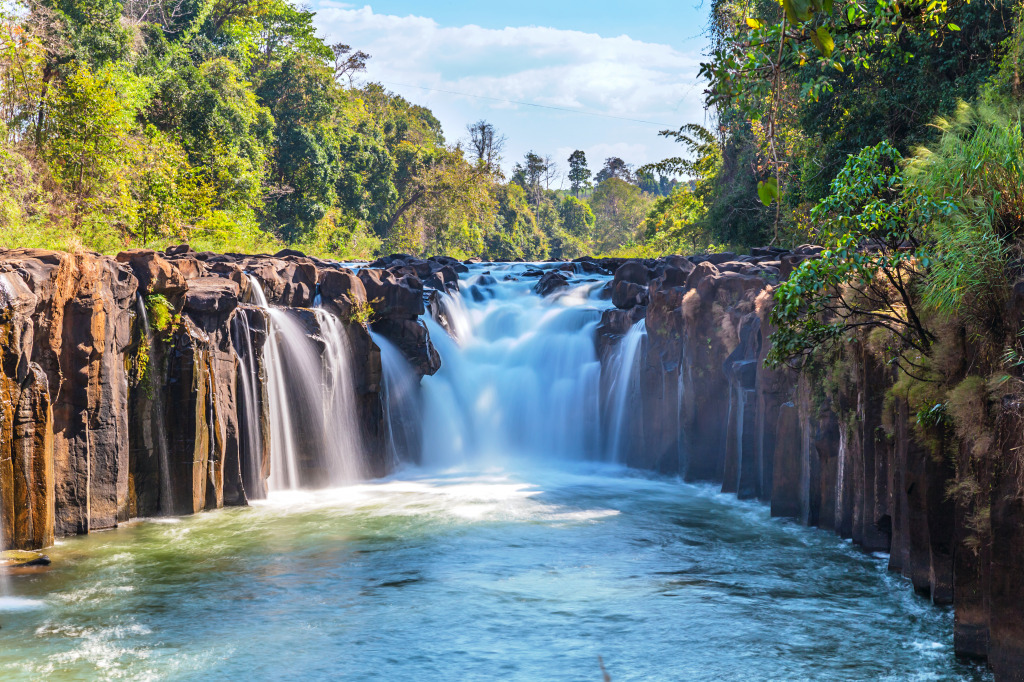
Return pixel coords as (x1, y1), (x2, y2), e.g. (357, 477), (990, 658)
(245, 275), (366, 490)
(232, 309), (266, 497)
(380, 264), (610, 468)
(313, 309), (365, 483)
(369, 332), (422, 468)
(605, 318), (647, 463)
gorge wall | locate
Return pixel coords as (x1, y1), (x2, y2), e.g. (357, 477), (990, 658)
(0, 245), (452, 546)
(594, 248), (1024, 680)
(1, 244), (1023, 679)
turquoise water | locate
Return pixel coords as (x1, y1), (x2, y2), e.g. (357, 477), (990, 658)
(0, 464), (990, 681)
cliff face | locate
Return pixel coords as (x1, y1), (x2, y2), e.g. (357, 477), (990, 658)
(596, 248), (1024, 680)
(0, 246), (451, 547)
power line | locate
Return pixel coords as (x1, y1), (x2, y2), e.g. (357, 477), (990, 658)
(378, 80), (675, 128)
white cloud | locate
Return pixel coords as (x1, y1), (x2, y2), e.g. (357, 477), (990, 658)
(311, 4), (708, 170)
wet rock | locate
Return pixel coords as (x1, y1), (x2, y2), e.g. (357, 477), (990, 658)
(0, 549), (50, 567)
(534, 271), (569, 296)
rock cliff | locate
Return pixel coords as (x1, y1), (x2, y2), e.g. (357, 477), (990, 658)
(594, 247), (1024, 680)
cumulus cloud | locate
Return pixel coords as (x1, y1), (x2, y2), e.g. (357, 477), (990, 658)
(311, 3), (707, 169)
(315, 4), (702, 120)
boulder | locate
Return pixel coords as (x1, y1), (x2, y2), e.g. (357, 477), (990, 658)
(535, 271), (569, 296)
(116, 250), (187, 297)
(358, 269), (425, 320)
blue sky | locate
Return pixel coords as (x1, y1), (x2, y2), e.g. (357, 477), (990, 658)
(310, 2), (712, 185)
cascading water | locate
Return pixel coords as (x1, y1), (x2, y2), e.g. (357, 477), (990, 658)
(246, 274), (303, 489)
(244, 275), (365, 490)
(232, 309), (266, 497)
(369, 332), (422, 467)
(313, 309), (365, 483)
(605, 318), (647, 463)
(387, 264), (610, 468)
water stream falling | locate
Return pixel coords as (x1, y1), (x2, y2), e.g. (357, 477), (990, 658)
(369, 332), (422, 468)
(313, 309), (365, 483)
(413, 265), (607, 468)
(232, 309), (266, 498)
(244, 275), (365, 490)
(605, 318), (647, 463)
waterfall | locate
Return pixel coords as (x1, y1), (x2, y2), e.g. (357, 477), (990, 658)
(136, 294), (174, 513)
(247, 275), (310, 489)
(606, 318), (647, 463)
(244, 275), (366, 490)
(233, 310), (266, 498)
(369, 332), (422, 468)
(313, 309), (365, 483)
(378, 266), (608, 468)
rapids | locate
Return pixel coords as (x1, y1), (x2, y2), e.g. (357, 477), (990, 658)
(0, 263), (992, 680)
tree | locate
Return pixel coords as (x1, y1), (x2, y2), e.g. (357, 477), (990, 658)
(388, 148), (497, 258)
(512, 150), (548, 205)
(466, 119), (505, 171)
(43, 62), (147, 231)
(767, 142), (940, 371)
(567, 150), (591, 196)
(699, 0), (965, 223)
(331, 43), (369, 86)
(257, 53), (342, 240)
(559, 195), (595, 238)
(589, 177), (653, 252)
(150, 57), (274, 217)
(641, 188), (706, 253)
(486, 182), (547, 260)
(595, 156), (631, 184)
(548, 194), (595, 258)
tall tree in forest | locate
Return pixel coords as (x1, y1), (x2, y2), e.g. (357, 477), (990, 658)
(466, 119), (505, 171)
(567, 149), (591, 196)
(595, 156), (631, 184)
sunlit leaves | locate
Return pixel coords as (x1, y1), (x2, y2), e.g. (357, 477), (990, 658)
(700, 0), (963, 116)
(757, 177), (779, 206)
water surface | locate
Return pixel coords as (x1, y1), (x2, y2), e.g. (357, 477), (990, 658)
(0, 464), (990, 681)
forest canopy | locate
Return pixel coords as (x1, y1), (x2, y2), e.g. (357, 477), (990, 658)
(0, 0), (687, 260)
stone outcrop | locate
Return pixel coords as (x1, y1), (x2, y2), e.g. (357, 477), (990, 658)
(0, 247), (451, 550)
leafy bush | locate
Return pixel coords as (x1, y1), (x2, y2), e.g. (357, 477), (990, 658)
(907, 102), (1019, 329)
(767, 142), (937, 369)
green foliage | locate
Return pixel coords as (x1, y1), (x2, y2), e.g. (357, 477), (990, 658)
(767, 142), (937, 368)
(908, 102), (1018, 325)
(486, 183), (548, 260)
(567, 150), (591, 196)
(145, 294), (176, 334)
(43, 62), (148, 231)
(344, 298), (376, 326)
(640, 187), (707, 254)
(702, 0), (961, 114)
(295, 210), (381, 261)
(590, 178), (655, 253)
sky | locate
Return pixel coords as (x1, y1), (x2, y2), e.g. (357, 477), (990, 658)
(309, 1), (713, 186)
